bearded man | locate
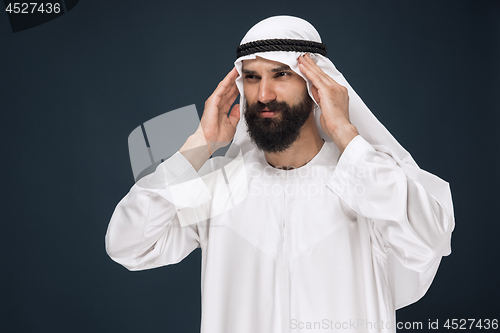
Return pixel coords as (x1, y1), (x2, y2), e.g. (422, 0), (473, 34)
(105, 16), (454, 333)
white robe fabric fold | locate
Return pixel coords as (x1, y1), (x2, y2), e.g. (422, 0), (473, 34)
(106, 136), (453, 333)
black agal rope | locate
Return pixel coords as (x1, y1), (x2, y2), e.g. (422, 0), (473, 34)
(236, 39), (327, 58)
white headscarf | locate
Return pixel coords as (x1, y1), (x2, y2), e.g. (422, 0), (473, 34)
(228, 15), (454, 309)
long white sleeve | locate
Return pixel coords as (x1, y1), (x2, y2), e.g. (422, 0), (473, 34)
(327, 135), (453, 273)
(105, 152), (210, 271)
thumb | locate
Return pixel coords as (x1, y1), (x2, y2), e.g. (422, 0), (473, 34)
(310, 85), (320, 104)
(228, 104), (240, 128)
(319, 113), (328, 133)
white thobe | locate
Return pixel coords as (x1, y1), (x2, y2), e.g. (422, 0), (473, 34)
(105, 135), (453, 333)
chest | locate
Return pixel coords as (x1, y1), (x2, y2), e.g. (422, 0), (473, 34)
(209, 173), (360, 262)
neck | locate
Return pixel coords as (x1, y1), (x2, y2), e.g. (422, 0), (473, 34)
(264, 113), (325, 169)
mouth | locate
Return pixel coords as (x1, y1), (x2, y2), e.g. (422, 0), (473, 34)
(261, 108), (280, 118)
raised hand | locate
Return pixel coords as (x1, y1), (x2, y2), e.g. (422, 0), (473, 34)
(180, 68), (240, 170)
(298, 54), (358, 153)
(199, 67), (241, 154)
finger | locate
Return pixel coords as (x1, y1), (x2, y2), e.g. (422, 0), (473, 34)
(298, 55), (331, 88)
(217, 71), (240, 106)
(224, 80), (239, 98)
(299, 54), (341, 88)
(304, 54), (346, 90)
(300, 55), (335, 88)
(216, 68), (239, 94)
(300, 54), (328, 77)
(223, 67), (239, 82)
(220, 84), (240, 111)
(220, 81), (238, 101)
(206, 69), (239, 109)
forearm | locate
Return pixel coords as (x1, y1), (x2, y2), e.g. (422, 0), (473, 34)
(106, 153), (202, 270)
(179, 125), (231, 172)
(105, 185), (177, 270)
(327, 136), (452, 271)
(179, 127), (211, 171)
(326, 122), (359, 154)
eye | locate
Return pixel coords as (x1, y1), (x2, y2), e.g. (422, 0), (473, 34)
(275, 71), (291, 78)
(244, 74), (260, 81)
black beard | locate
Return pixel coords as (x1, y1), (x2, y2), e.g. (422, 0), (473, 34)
(244, 93), (314, 153)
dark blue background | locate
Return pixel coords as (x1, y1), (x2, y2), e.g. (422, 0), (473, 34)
(1, 1), (498, 332)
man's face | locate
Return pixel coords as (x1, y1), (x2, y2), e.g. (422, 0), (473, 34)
(242, 57), (314, 153)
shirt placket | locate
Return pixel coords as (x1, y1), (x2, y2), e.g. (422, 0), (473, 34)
(278, 170), (291, 333)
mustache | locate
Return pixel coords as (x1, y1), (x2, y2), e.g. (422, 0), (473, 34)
(248, 100), (288, 112)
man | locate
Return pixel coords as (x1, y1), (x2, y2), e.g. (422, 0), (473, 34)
(106, 16), (454, 333)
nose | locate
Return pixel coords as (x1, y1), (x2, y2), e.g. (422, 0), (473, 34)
(258, 79), (276, 104)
